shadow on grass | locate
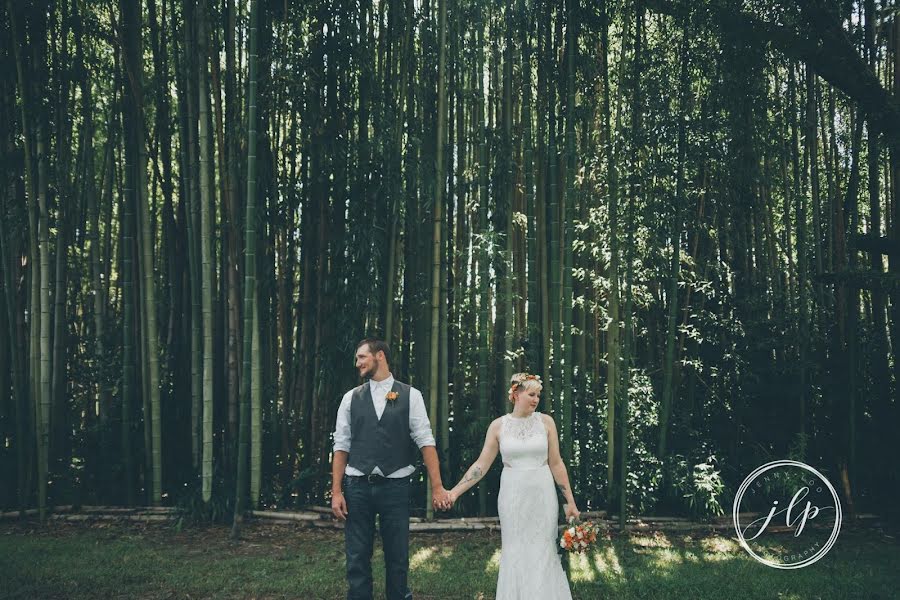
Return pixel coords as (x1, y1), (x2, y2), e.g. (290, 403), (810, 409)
(562, 529), (899, 600)
(0, 522), (897, 599)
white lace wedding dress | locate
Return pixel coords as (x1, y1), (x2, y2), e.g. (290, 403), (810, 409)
(496, 411), (572, 600)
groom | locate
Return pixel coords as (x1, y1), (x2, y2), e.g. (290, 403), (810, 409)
(331, 338), (452, 600)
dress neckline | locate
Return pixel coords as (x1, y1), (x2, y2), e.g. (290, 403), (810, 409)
(507, 411), (538, 420)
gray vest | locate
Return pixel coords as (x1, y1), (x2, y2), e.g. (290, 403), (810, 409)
(347, 380), (416, 476)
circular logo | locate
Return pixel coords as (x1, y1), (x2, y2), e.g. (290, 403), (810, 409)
(732, 460), (842, 569)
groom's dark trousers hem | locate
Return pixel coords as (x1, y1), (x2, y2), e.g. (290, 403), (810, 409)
(344, 474), (414, 600)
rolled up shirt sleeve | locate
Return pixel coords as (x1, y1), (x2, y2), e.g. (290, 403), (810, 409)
(332, 390), (353, 453)
(408, 387), (437, 448)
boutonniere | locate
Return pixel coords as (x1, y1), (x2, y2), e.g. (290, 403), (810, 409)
(386, 391), (399, 402)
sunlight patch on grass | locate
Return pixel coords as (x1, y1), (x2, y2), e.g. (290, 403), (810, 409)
(593, 544), (624, 579)
(631, 531), (673, 549)
(648, 548), (684, 569)
(410, 547), (436, 571)
(408, 542), (456, 575)
(756, 544), (788, 562)
(700, 536), (740, 559)
(568, 552), (597, 582)
(682, 550), (701, 563)
(484, 548), (501, 575)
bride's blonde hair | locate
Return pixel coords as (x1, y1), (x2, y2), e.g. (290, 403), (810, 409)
(508, 372), (542, 403)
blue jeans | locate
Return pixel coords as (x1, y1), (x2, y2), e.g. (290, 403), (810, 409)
(344, 475), (414, 600)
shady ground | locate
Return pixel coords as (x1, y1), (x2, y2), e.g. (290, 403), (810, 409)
(2, 518), (898, 599)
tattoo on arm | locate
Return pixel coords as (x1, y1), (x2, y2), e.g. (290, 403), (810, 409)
(463, 466), (483, 484)
(556, 483), (568, 494)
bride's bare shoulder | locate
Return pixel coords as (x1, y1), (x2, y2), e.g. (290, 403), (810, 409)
(539, 412), (557, 429)
(486, 416), (505, 435)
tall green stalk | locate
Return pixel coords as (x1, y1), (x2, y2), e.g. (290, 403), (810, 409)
(197, 0), (215, 504)
(561, 0), (576, 461)
(426, 0), (447, 520)
(232, 0), (259, 539)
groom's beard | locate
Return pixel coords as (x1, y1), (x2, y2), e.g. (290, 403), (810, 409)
(361, 365), (377, 379)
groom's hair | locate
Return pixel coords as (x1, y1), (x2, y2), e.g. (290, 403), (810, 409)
(357, 337), (391, 365)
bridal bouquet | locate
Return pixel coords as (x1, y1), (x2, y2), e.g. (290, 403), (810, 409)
(559, 518), (598, 554)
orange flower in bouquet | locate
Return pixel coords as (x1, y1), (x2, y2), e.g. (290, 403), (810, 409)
(559, 518), (598, 554)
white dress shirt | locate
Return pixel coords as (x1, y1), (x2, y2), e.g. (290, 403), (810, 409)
(332, 374), (436, 477)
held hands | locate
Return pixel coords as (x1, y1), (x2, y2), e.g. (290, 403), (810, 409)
(333, 487), (454, 519)
(432, 486), (455, 511)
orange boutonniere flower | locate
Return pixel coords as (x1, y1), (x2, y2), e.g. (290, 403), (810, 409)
(386, 391), (399, 402)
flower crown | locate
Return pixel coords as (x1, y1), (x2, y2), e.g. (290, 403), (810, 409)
(509, 373), (542, 399)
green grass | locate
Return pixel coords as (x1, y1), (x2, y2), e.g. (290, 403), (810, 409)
(1, 521), (897, 599)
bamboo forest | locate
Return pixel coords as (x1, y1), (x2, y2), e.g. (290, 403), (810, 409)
(2, 0), (899, 542)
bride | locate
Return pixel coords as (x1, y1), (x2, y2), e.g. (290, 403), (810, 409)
(448, 373), (579, 600)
